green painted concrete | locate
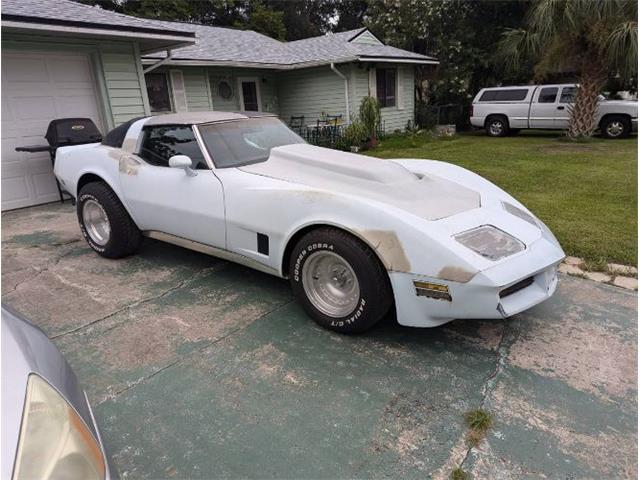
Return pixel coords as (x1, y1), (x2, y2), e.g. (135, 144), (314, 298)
(2, 203), (637, 479)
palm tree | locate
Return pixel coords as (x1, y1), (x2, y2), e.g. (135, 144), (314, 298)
(498, 0), (637, 138)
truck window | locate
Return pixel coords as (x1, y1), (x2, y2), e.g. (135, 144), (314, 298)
(538, 87), (558, 103)
(479, 89), (529, 102)
(560, 86), (577, 103)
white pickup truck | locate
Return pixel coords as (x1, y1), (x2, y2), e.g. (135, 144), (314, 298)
(470, 84), (638, 138)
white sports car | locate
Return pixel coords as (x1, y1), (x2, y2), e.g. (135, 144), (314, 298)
(54, 112), (565, 333)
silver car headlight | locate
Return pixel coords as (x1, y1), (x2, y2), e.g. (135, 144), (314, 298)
(454, 225), (525, 261)
(13, 374), (105, 480)
(502, 201), (538, 228)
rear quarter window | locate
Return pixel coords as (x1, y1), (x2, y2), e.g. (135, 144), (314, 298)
(479, 89), (529, 102)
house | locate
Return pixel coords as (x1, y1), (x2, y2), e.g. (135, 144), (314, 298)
(1, 0), (437, 210)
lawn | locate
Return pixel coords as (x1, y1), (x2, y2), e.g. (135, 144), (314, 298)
(367, 130), (637, 266)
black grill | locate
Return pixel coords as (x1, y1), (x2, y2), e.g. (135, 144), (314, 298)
(45, 118), (102, 147)
(499, 276), (534, 298)
(15, 118), (103, 203)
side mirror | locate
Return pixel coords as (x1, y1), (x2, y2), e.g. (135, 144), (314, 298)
(168, 155), (197, 177)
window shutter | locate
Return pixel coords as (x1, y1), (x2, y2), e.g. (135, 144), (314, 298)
(368, 68), (376, 97)
(170, 70), (188, 112)
(397, 67), (404, 110)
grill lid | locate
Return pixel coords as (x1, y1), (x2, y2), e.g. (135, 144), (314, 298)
(45, 118), (102, 147)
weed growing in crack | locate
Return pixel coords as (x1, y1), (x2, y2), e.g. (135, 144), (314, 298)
(463, 408), (493, 447)
(450, 467), (469, 480)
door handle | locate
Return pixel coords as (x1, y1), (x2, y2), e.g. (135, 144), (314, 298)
(557, 106), (565, 110)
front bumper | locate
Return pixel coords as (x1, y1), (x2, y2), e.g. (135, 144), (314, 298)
(390, 237), (564, 328)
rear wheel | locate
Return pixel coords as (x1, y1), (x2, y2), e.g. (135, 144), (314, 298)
(485, 115), (508, 137)
(77, 182), (142, 258)
(289, 227), (393, 334)
(601, 115), (631, 139)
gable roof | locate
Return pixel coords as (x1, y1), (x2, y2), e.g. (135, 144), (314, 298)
(143, 24), (437, 69)
(1, 0), (195, 53)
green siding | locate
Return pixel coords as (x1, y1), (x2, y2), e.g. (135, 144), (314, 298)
(350, 31), (382, 46)
(350, 63), (415, 132)
(100, 48), (148, 126)
(277, 65), (348, 125)
(183, 68), (212, 111)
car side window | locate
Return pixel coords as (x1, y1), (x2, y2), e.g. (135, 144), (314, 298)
(138, 126), (208, 169)
(538, 87), (558, 103)
(560, 86), (577, 104)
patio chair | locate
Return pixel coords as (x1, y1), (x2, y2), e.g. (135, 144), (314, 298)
(289, 115), (305, 135)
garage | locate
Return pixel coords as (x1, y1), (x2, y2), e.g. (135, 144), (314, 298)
(1, 51), (105, 210)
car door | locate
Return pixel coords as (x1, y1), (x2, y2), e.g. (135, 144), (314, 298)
(529, 86), (559, 128)
(556, 85), (577, 129)
(118, 125), (226, 248)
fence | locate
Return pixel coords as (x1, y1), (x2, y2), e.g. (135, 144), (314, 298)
(415, 103), (471, 130)
(297, 121), (386, 149)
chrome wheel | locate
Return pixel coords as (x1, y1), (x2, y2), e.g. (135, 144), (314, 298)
(301, 251), (360, 318)
(606, 121), (624, 137)
(82, 199), (110, 246)
(489, 121), (504, 136)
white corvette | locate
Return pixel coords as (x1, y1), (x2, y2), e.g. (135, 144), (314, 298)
(54, 112), (565, 333)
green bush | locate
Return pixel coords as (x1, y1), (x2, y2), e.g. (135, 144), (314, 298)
(359, 96), (381, 144)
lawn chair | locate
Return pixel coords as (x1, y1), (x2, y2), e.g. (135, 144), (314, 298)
(325, 114), (343, 144)
(289, 115), (305, 135)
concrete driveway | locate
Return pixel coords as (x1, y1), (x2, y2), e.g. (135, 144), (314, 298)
(2, 202), (637, 479)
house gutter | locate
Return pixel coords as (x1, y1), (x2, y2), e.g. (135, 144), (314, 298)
(143, 50), (174, 73)
(330, 63), (350, 123)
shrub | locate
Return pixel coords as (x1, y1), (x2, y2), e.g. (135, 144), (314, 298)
(359, 96), (381, 145)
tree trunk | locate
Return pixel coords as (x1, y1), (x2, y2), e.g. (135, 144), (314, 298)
(567, 67), (607, 139)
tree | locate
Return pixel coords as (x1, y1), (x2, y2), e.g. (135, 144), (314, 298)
(234, 2), (286, 40)
(498, 0), (637, 138)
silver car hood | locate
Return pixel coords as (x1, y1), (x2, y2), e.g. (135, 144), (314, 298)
(240, 144), (480, 220)
(1, 306), (97, 479)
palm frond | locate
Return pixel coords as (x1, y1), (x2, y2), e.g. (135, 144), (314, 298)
(496, 28), (542, 73)
(606, 20), (638, 77)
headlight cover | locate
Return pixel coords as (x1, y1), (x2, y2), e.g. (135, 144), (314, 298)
(454, 225), (525, 261)
(13, 374), (105, 480)
(502, 201), (538, 228)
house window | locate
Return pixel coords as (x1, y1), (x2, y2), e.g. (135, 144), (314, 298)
(145, 72), (172, 113)
(376, 68), (396, 108)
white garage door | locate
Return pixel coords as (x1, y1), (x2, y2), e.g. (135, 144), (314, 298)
(2, 51), (104, 210)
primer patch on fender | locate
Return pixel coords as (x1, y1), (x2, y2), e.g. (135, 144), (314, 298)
(360, 230), (411, 273)
(119, 155), (140, 175)
(437, 265), (478, 283)
(122, 137), (138, 153)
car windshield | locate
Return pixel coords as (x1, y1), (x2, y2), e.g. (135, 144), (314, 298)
(198, 117), (305, 168)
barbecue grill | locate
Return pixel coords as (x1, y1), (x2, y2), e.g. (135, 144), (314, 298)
(15, 118), (102, 203)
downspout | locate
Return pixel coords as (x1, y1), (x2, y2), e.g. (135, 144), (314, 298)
(143, 50), (173, 74)
(330, 62), (350, 123)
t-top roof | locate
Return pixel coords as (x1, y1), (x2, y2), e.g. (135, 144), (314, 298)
(144, 111), (277, 126)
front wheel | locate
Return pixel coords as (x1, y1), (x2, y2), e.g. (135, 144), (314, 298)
(289, 227), (393, 334)
(601, 115), (631, 139)
(77, 182), (142, 258)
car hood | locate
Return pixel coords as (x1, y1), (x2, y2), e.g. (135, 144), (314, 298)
(239, 144), (480, 220)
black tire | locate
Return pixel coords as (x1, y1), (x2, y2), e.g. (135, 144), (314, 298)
(485, 115), (508, 137)
(77, 181), (142, 258)
(600, 115), (631, 139)
(289, 227), (393, 334)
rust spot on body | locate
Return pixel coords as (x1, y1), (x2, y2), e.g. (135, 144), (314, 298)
(437, 265), (477, 283)
(360, 230), (411, 273)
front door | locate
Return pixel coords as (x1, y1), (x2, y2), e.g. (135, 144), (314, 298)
(239, 78), (261, 111)
(529, 86), (559, 129)
(118, 125), (226, 248)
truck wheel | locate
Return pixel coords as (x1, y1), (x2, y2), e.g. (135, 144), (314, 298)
(289, 227), (393, 334)
(77, 181), (142, 258)
(601, 115), (631, 139)
(485, 116), (508, 137)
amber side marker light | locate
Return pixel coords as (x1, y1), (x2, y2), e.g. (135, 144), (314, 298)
(414, 281), (452, 301)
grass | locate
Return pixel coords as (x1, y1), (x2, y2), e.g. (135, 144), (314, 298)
(368, 130), (638, 265)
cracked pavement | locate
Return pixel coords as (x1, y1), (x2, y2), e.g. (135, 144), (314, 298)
(2, 203), (637, 479)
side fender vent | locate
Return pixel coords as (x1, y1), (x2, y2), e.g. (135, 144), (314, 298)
(257, 233), (269, 255)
